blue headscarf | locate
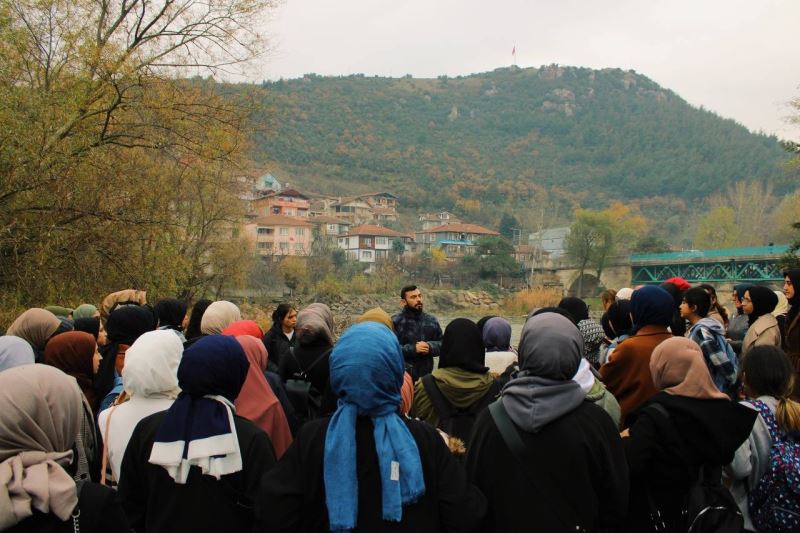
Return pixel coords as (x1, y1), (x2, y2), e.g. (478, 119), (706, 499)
(630, 285), (674, 334)
(149, 335), (250, 483)
(324, 322), (425, 531)
(483, 317), (512, 352)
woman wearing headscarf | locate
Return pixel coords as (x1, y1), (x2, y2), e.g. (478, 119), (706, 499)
(278, 303), (336, 416)
(262, 303), (297, 371)
(783, 269), (800, 400)
(355, 307), (415, 415)
(255, 322), (486, 532)
(411, 319), (499, 443)
(621, 337), (757, 532)
(466, 313), (629, 533)
(6, 308), (61, 362)
(184, 298), (212, 346)
(74, 316), (101, 341)
(558, 297), (605, 367)
(233, 335), (293, 459)
(742, 286), (781, 356)
(97, 330), (183, 484)
(600, 299), (633, 365)
(727, 284), (752, 356)
(0, 335), (35, 372)
(200, 300), (241, 335)
(44, 331), (102, 483)
(659, 281), (687, 336)
(154, 298), (188, 343)
(0, 365), (128, 532)
(94, 305), (157, 409)
(73, 303), (99, 320)
(100, 289), (146, 321)
(222, 320), (301, 435)
(773, 289), (790, 339)
(600, 285), (675, 425)
(45, 305), (73, 318)
(482, 317), (517, 377)
(118, 335), (276, 533)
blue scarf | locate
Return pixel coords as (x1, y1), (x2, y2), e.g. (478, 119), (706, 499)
(324, 322), (425, 531)
(149, 335), (249, 483)
(630, 285), (674, 334)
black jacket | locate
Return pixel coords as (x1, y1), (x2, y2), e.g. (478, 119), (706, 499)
(263, 325), (295, 371)
(466, 401), (629, 533)
(622, 391), (757, 532)
(118, 410), (276, 533)
(391, 307), (443, 381)
(255, 415), (486, 532)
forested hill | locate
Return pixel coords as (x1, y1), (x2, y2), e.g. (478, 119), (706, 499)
(240, 65), (790, 213)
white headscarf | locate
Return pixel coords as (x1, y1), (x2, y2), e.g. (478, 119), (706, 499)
(773, 290), (789, 317)
(200, 301), (241, 335)
(123, 330), (184, 399)
(616, 287), (634, 301)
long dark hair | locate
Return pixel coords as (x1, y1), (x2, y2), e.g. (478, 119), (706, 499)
(185, 299), (212, 340)
(699, 283), (729, 325)
(742, 345), (800, 432)
(271, 303), (294, 330)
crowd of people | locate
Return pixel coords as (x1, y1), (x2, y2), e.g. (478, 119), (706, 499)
(0, 272), (799, 532)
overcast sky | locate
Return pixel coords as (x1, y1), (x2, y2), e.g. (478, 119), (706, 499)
(255, 0), (800, 140)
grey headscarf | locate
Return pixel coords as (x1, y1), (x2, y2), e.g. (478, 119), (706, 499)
(295, 303), (335, 346)
(0, 336), (35, 372)
(501, 313), (586, 432)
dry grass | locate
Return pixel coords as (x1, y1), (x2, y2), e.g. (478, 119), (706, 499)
(501, 287), (563, 316)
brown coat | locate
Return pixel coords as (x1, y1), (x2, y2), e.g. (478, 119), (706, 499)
(742, 314), (781, 357)
(600, 325), (672, 427)
(783, 310), (800, 400)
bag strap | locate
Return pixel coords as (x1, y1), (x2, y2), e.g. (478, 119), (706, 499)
(100, 403), (121, 487)
(749, 399), (782, 443)
(290, 346), (331, 379)
(488, 400), (587, 533)
(421, 374), (456, 422)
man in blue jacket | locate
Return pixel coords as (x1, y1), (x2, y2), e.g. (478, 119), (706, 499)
(392, 285), (443, 381)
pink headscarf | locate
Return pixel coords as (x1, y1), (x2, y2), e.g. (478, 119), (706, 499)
(233, 336), (293, 458)
(650, 337), (728, 401)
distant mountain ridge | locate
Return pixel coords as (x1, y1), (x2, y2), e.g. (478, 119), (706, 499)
(232, 65), (790, 223)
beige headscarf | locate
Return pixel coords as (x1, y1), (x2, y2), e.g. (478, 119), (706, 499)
(100, 289), (147, 320)
(650, 337), (728, 400)
(200, 301), (241, 335)
(6, 308), (61, 351)
(773, 290), (789, 317)
(355, 307), (394, 331)
(0, 365), (82, 529)
(295, 303), (335, 346)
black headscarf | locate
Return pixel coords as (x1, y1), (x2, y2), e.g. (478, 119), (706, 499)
(438, 318), (488, 374)
(746, 286), (779, 326)
(557, 297), (589, 323)
(155, 299), (188, 330)
(607, 299), (633, 337)
(94, 305), (158, 400)
(185, 299), (212, 341)
(658, 282), (686, 336)
(785, 269), (800, 328)
(73, 317), (100, 340)
(475, 315), (498, 334)
(734, 284), (752, 315)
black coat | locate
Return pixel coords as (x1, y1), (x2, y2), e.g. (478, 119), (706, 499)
(465, 401), (629, 533)
(255, 415), (486, 532)
(263, 325), (295, 371)
(118, 411), (276, 533)
(622, 391), (757, 532)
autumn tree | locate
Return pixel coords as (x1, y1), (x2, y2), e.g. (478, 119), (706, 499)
(694, 206), (739, 249)
(0, 0), (275, 305)
(278, 257), (309, 296)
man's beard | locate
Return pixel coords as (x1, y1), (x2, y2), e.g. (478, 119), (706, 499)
(406, 303), (423, 313)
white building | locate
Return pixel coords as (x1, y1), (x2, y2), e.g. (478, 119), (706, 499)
(337, 224), (413, 263)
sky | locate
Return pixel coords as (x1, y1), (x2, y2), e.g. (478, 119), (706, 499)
(255, 0), (800, 140)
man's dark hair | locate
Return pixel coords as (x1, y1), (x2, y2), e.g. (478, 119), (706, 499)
(400, 285), (418, 300)
(683, 287), (711, 318)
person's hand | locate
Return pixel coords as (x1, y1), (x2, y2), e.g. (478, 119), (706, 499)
(415, 341), (430, 355)
(619, 428), (630, 438)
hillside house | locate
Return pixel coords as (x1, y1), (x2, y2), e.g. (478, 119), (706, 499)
(418, 211), (462, 230)
(415, 223), (500, 259)
(246, 215), (313, 257)
(528, 227), (570, 259)
(337, 224), (413, 264)
(252, 189), (310, 218)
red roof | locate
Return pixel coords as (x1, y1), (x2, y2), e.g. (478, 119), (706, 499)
(345, 225), (412, 238)
(418, 223), (499, 235)
(251, 215), (312, 227)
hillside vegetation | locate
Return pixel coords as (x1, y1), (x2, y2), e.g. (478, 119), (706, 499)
(227, 66), (791, 235)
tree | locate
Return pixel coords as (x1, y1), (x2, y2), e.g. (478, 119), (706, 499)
(779, 222), (800, 269)
(0, 0), (275, 305)
(633, 234), (671, 253)
(458, 236), (521, 282)
(391, 238), (406, 262)
(498, 213), (520, 242)
(706, 181), (775, 246)
(278, 257), (309, 296)
(694, 207), (738, 249)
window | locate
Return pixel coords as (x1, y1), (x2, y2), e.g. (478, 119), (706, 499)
(362, 237), (372, 247)
(294, 243), (304, 252)
(285, 209), (294, 216)
(257, 228), (273, 235)
(279, 227), (289, 236)
(279, 242), (289, 252)
(376, 237), (387, 245)
(362, 250), (373, 259)
(272, 207), (280, 214)
(295, 227), (305, 236)
(328, 224), (337, 233)
(257, 242), (270, 249)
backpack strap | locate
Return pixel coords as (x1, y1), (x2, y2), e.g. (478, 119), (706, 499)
(488, 400), (587, 533)
(290, 346), (331, 380)
(421, 374), (456, 423)
(749, 399), (781, 442)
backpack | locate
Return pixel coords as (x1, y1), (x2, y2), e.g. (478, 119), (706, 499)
(284, 347), (331, 424)
(646, 403), (743, 533)
(421, 374), (497, 445)
(747, 399), (800, 532)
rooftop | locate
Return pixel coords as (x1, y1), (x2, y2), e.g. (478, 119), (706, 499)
(345, 224), (412, 238)
(250, 215), (313, 227)
(419, 223), (499, 235)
